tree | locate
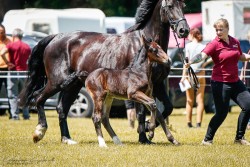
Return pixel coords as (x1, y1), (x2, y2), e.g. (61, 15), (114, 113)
(1, 0), (209, 22)
(0, 0), (25, 22)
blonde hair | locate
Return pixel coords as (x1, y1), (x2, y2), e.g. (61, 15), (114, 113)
(213, 18), (229, 29)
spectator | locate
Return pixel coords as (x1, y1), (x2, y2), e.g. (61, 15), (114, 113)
(0, 28), (31, 120)
(0, 24), (11, 115)
(181, 28), (208, 128)
(124, 100), (136, 129)
(185, 18), (250, 145)
(240, 60), (250, 131)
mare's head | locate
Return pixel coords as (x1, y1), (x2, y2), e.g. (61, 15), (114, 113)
(160, 0), (189, 38)
(142, 35), (171, 66)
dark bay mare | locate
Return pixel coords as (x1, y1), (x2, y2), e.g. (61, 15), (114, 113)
(19, 0), (189, 144)
(85, 36), (177, 147)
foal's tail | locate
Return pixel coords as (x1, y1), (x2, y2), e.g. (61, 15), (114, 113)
(19, 34), (56, 108)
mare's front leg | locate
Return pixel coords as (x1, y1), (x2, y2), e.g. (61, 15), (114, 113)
(101, 97), (122, 145)
(57, 81), (82, 145)
(136, 103), (152, 144)
(152, 82), (173, 125)
(131, 92), (157, 144)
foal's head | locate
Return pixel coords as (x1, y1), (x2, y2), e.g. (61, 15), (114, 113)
(142, 35), (171, 65)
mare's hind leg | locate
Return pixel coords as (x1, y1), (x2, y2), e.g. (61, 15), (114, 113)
(57, 81), (82, 145)
(101, 97), (122, 145)
(33, 84), (60, 143)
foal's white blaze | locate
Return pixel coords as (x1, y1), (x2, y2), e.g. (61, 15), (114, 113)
(34, 124), (47, 140)
(98, 136), (107, 147)
(112, 136), (122, 145)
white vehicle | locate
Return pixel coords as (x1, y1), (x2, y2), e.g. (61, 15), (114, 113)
(105, 17), (135, 34)
(2, 8), (106, 34)
(202, 0), (250, 41)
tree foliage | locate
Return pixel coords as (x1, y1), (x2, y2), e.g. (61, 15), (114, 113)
(23, 0), (208, 16)
(0, 0), (209, 22)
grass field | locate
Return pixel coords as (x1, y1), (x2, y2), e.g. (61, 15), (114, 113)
(1, 106), (250, 167)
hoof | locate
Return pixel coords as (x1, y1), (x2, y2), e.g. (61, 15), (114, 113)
(112, 136), (122, 145)
(148, 131), (154, 141)
(171, 139), (180, 146)
(98, 136), (108, 147)
(61, 136), (77, 145)
(139, 132), (152, 144)
(99, 144), (108, 148)
(33, 124), (47, 143)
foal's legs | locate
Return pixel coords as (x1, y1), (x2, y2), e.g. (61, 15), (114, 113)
(57, 81), (82, 145)
(90, 94), (108, 147)
(101, 97), (122, 145)
(131, 91), (157, 143)
(140, 82), (179, 145)
(154, 109), (180, 145)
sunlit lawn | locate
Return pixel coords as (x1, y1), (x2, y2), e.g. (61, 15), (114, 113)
(1, 106), (250, 167)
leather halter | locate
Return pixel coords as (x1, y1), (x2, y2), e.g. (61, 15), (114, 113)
(161, 0), (187, 32)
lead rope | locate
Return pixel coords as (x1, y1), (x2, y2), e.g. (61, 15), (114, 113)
(172, 31), (200, 90)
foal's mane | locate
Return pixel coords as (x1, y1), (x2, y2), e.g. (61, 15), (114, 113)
(125, 0), (159, 32)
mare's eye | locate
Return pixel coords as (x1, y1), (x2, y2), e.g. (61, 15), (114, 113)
(147, 38), (152, 42)
(167, 5), (174, 10)
(166, 2), (174, 9)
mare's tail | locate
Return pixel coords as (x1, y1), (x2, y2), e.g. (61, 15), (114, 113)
(19, 34), (56, 108)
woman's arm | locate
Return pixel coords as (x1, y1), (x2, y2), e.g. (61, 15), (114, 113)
(239, 53), (250, 62)
(185, 52), (208, 68)
(0, 47), (9, 64)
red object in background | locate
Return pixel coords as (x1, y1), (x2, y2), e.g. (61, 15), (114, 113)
(168, 13), (202, 48)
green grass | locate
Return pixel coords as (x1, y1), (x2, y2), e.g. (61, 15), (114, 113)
(1, 107), (250, 167)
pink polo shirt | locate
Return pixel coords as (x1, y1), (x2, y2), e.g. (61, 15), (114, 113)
(202, 36), (242, 82)
(6, 41), (31, 71)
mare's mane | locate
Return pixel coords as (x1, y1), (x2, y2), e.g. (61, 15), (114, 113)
(125, 0), (159, 32)
(125, 0), (170, 52)
(127, 46), (146, 69)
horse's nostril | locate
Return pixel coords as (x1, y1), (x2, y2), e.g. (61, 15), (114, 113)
(179, 28), (189, 37)
(179, 28), (185, 34)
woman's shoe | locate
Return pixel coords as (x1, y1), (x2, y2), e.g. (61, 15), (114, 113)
(234, 137), (250, 145)
(187, 122), (193, 128)
(201, 139), (213, 145)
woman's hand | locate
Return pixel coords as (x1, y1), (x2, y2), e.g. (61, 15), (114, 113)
(7, 62), (15, 70)
(184, 62), (191, 69)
